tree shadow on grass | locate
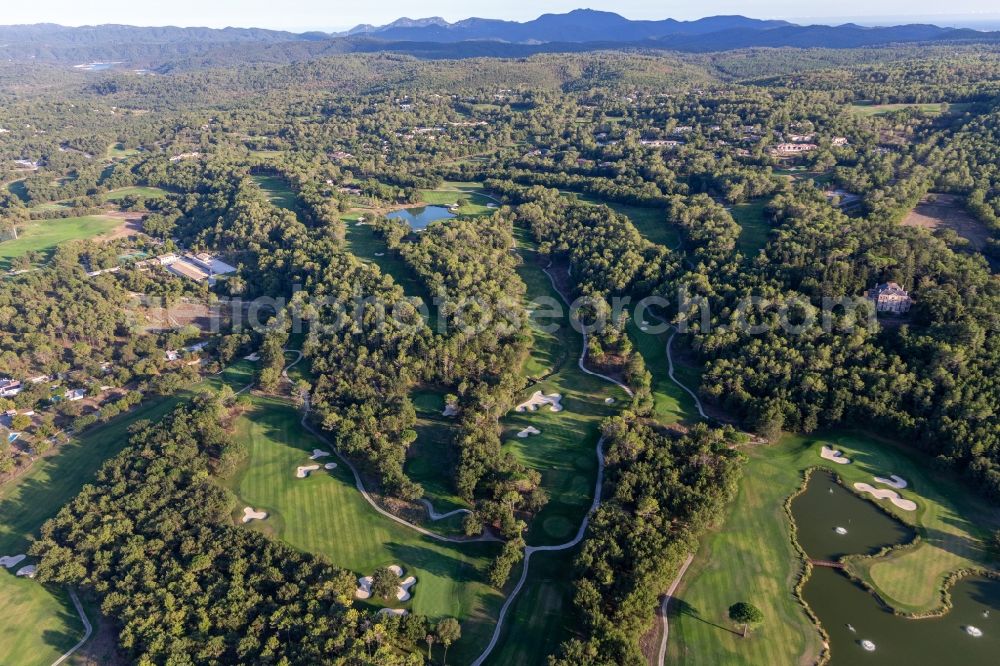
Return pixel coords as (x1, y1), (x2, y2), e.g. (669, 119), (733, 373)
(384, 542), (489, 585)
(672, 598), (743, 636)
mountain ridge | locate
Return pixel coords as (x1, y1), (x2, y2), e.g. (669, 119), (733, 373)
(1, 12), (998, 69)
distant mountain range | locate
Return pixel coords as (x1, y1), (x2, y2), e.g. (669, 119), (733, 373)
(1, 10), (998, 69)
(340, 11), (794, 43)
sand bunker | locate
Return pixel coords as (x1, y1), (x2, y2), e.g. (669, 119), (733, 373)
(378, 608), (408, 617)
(874, 474), (908, 489)
(243, 353), (260, 361)
(820, 445), (851, 464)
(516, 391), (563, 413)
(374, 252), (385, 257)
(355, 565), (417, 602)
(604, 397), (615, 404)
(397, 576), (417, 601)
(442, 403), (459, 417)
(355, 576), (373, 599)
(0, 554), (26, 569)
(15, 565), (36, 578)
(324, 462), (338, 470)
(296, 465), (320, 478)
(242, 507), (268, 523)
(853, 483), (917, 511)
(310, 449), (331, 460)
(517, 426), (541, 438)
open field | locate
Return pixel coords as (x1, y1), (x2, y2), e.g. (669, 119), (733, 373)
(0, 361), (255, 665)
(251, 173), (297, 211)
(730, 199), (771, 256)
(901, 192), (992, 252)
(670, 430), (1000, 664)
(104, 185), (167, 201)
(226, 396), (503, 663)
(0, 215), (122, 269)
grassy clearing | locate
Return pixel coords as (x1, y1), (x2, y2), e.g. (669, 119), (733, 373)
(0, 215), (121, 269)
(104, 185), (167, 201)
(730, 199), (771, 256)
(251, 174), (297, 211)
(225, 396), (503, 663)
(671, 430), (1000, 664)
(106, 143), (140, 159)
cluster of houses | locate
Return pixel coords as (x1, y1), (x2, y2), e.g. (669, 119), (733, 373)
(1, 377), (87, 402)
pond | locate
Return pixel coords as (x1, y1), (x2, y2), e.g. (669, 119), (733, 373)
(387, 205), (455, 230)
(791, 470), (1000, 664)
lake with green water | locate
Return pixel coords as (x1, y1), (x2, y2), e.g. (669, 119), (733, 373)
(792, 470), (1000, 664)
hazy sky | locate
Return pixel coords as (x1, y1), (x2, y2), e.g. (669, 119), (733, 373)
(4, 1), (1000, 31)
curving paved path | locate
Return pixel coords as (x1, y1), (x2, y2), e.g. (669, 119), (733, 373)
(50, 588), (92, 666)
(470, 259), (631, 666)
(417, 499), (472, 521)
(293, 371), (499, 544)
(657, 553), (694, 666)
(665, 330), (709, 420)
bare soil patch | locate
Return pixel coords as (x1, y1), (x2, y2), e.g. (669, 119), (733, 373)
(902, 193), (991, 251)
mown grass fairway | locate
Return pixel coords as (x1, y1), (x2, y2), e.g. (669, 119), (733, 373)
(251, 173), (297, 210)
(0, 576), (82, 666)
(104, 185), (167, 201)
(226, 396), (503, 663)
(506, 231), (627, 546)
(0, 215), (121, 269)
(485, 546), (585, 666)
(106, 143), (140, 159)
(484, 228), (628, 662)
(731, 199), (771, 256)
(341, 213), (440, 328)
(670, 430), (1000, 664)
(626, 318), (699, 426)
